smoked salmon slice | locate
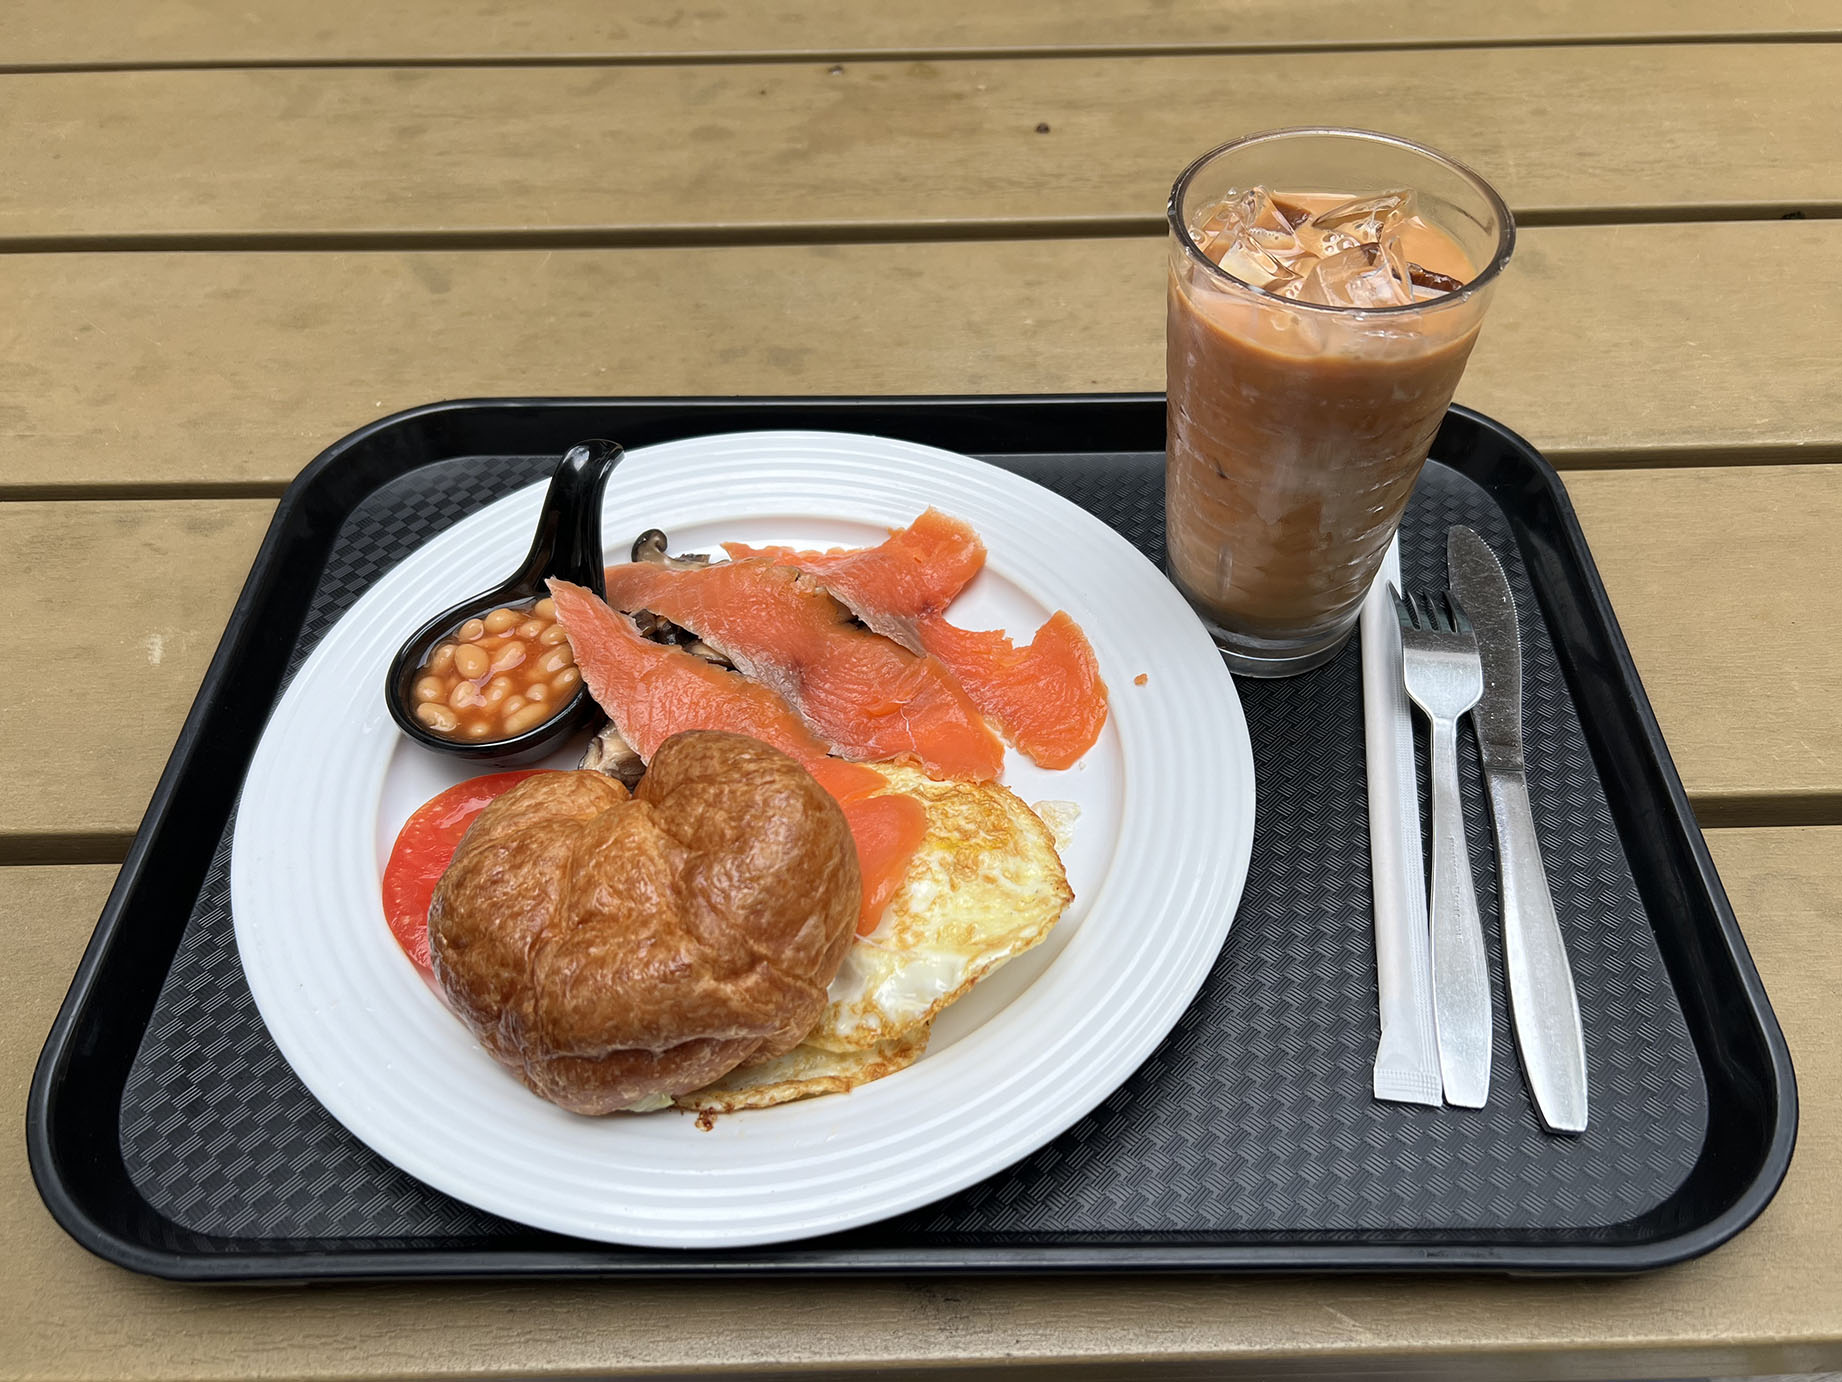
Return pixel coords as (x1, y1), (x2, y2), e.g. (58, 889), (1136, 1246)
(725, 507), (986, 653)
(548, 578), (829, 765)
(599, 559), (1006, 783)
(725, 510), (1108, 770)
(548, 579), (926, 933)
(822, 780), (931, 937)
(911, 611), (1107, 771)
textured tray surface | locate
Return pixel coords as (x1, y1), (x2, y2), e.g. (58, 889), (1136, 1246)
(120, 449), (1706, 1246)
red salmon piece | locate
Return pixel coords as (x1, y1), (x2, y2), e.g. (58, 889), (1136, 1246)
(915, 611), (1107, 771)
(723, 510), (1109, 769)
(600, 559), (1005, 783)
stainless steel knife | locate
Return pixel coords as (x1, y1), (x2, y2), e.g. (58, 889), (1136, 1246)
(1447, 526), (1588, 1133)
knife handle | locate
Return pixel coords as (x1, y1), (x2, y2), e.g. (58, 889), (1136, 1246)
(1428, 714), (1492, 1108)
(1485, 769), (1588, 1133)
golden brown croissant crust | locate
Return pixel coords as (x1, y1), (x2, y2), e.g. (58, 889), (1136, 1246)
(428, 731), (862, 1113)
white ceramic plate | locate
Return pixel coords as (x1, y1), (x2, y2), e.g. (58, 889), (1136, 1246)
(231, 430), (1255, 1247)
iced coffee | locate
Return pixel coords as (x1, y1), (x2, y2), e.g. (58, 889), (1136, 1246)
(1166, 129), (1514, 675)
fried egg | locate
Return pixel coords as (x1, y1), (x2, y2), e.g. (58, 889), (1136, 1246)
(803, 763), (1073, 1053)
(672, 1027), (931, 1113)
(666, 764), (1071, 1110)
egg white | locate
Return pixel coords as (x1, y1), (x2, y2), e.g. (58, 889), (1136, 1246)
(804, 764), (1073, 1053)
(673, 1027), (931, 1113)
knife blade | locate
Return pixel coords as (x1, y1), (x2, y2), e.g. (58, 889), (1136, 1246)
(1447, 526), (1588, 1133)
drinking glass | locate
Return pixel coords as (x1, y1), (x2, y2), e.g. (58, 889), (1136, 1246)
(1166, 127), (1514, 676)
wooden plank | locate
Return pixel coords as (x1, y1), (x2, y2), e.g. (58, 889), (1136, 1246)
(8, 0), (1842, 67)
(1, 45), (1836, 245)
(4, 221), (1839, 498)
(0, 501), (272, 856)
(1, 465), (1837, 849)
(1565, 465), (1842, 824)
(3, 827), (1836, 1376)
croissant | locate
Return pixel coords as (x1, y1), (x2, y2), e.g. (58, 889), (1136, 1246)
(429, 731), (861, 1113)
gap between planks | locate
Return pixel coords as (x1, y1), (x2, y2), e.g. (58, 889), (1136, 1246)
(0, 206), (1834, 257)
(0, 836), (133, 867)
(3, 446), (1839, 504)
(4, 30), (1842, 75)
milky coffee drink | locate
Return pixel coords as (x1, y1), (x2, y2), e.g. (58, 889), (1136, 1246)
(1166, 133), (1512, 676)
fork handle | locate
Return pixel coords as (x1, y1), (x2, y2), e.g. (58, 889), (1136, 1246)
(1429, 714), (1492, 1107)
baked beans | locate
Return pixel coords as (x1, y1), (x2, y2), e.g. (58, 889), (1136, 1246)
(411, 596), (578, 741)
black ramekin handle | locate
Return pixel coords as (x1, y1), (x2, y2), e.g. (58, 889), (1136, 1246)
(515, 439), (625, 596)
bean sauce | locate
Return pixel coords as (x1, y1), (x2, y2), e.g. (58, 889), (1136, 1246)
(410, 597), (580, 741)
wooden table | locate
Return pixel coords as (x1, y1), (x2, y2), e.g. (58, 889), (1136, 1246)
(4, 3), (1840, 1377)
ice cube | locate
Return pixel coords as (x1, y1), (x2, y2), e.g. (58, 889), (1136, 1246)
(1236, 188), (1314, 269)
(1294, 243), (1415, 308)
(1377, 231), (1413, 289)
(1309, 189), (1416, 245)
(1191, 187), (1311, 289)
(1213, 240), (1301, 290)
(1236, 186), (1302, 236)
(1191, 205), (1239, 245)
(1190, 187), (1432, 303)
(1293, 189), (1420, 306)
(1292, 221), (1360, 261)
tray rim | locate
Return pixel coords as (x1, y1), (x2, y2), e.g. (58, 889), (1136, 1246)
(27, 393), (1798, 1281)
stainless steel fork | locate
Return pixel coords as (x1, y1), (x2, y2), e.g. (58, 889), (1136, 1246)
(1394, 590), (1492, 1108)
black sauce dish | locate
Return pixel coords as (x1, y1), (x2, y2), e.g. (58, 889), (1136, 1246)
(384, 439), (623, 764)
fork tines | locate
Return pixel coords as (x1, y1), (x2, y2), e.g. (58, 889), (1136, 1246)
(1394, 589), (1472, 635)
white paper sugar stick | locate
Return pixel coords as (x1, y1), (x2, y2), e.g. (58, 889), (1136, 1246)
(1362, 538), (1442, 1105)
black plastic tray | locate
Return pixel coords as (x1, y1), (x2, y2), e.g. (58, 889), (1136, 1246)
(28, 396), (1795, 1280)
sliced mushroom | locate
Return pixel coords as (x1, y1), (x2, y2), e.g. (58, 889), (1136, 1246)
(631, 529), (712, 569)
(578, 721), (646, 789)
(681, 637), (733, 669)
(625, 603), (734, 669)
(630, 608), (675, 640)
